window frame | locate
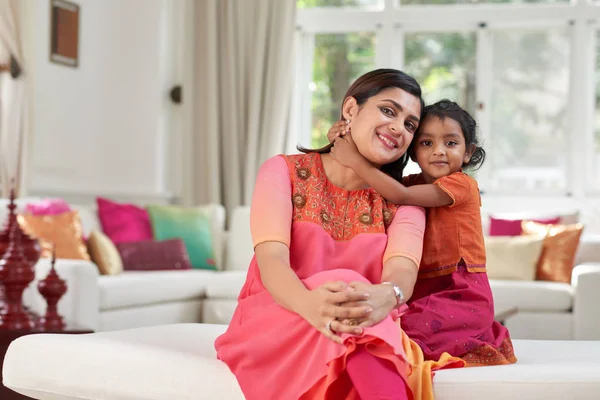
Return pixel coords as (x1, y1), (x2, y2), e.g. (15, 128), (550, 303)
(295, 0), (600, 195)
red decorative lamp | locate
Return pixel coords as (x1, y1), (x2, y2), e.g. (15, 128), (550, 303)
(0, 223), (36, 330)
(0, 188), (41, 315)
(37, 245), (67, 331)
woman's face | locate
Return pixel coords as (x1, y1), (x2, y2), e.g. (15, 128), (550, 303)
(344, 88), (421, 167)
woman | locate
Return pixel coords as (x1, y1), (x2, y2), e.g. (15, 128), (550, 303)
(214, 69), (463, 400)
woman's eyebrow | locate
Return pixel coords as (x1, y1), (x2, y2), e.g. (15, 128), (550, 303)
(382, 99), (420, 123)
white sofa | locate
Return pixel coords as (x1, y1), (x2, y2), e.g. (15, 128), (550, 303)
(4, 323), (600, 400)
(0, 198), (227, 332)
(207, 207), (600, 341)
(3, 198), (600, 340)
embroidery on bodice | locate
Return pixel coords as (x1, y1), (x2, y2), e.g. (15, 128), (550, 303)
(283, 153), (398, 241)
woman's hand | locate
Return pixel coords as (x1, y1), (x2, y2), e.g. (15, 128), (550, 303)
(339, 282), (397, 328)
(327, 120), (349, 143)
(330, 133), (364, 168)
(296, 281), (372, 344)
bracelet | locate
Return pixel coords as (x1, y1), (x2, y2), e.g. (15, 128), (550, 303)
(382, 281), (404, 308)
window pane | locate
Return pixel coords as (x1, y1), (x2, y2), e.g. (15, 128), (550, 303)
(309, 33), (376, 148)
(297, 0), (383, 8)
(402, 0), (567, 4)
(404, 32), (477, 116)
(490, 28), (570, 192)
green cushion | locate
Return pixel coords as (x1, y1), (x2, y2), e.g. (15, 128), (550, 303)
(147, 205), (216, 270)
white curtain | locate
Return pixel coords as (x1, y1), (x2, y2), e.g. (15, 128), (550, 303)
(0, 0), (27, 197)
(187, 0), (296, 215)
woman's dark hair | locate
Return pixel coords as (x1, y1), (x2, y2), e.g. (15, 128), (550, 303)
(411, 99), (486, 170)
(297, 68), (425, 181)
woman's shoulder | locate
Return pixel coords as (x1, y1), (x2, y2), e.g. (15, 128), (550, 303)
(260, 153), (318, 172)
(276, 153), (324, 181)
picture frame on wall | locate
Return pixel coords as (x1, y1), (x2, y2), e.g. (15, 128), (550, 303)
(49, 0), (80, 67)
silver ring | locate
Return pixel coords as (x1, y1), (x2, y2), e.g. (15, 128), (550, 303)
(325, 319), (335, 332)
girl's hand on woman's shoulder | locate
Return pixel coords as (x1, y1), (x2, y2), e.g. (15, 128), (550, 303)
(330, 133), (363, 168)
(326, 120), (349, 143)
(296, 281), (371, 344)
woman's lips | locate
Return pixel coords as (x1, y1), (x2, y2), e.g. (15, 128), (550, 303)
(376, 132), (398, 149)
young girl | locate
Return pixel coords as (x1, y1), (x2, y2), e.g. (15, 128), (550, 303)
(327, 99), (517, 366)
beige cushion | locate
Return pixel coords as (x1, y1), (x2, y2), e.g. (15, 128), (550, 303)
(5, 324), (600, 400)
(87, 230), (123, 275)
(485, 236), (544, 281)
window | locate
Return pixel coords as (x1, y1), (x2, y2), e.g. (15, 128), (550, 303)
(308, 33), (376, 148)
(296, 2), (600, 196)
(489, 28), (570, 192)
(404, 32), (477, 116)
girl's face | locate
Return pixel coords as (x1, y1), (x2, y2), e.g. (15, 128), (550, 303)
(413, 115), (474, 183)
(343, 88), (421, 168)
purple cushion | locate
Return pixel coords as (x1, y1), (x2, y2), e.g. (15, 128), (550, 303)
(116, 238), (192, 271)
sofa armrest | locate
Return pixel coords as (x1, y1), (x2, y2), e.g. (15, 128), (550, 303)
(22, 258), (100, 331)
(572, 263), (600, 340)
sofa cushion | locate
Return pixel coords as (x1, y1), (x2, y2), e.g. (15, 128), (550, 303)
(24, 198), (71, 215)
(205, 270), (247, 299)
(97, 197), (153, 244)
(18, 211), (90, 260)
(98, 270), (215, 310)
(484, 236), (544, 281)
(522, 221), (585, 283)
(87, 230), (123, 275)
(147, 205), (217, 270)
(490, 280), (573, 312)
(116, 239), (192, 271)
(489, 215), (560, 236)
(4, 324), (600, 400)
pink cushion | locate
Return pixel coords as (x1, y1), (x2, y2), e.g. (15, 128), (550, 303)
(25, 198), (71, 216)
(489, 216), (560, 236)
(116, 239), (192, 271)
(96, 197), (153, 244)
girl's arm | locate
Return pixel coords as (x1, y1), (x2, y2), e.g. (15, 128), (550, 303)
(352, 157), (452, 207)
(330, 133), (452, 207)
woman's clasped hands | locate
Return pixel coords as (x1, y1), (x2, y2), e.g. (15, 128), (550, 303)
(296, 281), (398, 344)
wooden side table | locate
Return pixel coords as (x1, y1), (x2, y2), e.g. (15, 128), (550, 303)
(0, 323), (94, 400)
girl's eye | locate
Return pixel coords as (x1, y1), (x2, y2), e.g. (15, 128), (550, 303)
(381, 107), (395, 117)
(446, 141), (458, 146)
(420, 140), (432, 146)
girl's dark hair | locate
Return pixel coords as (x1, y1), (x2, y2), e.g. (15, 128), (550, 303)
(297, 68), (425, 182)
(412, 99), (486, 170)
